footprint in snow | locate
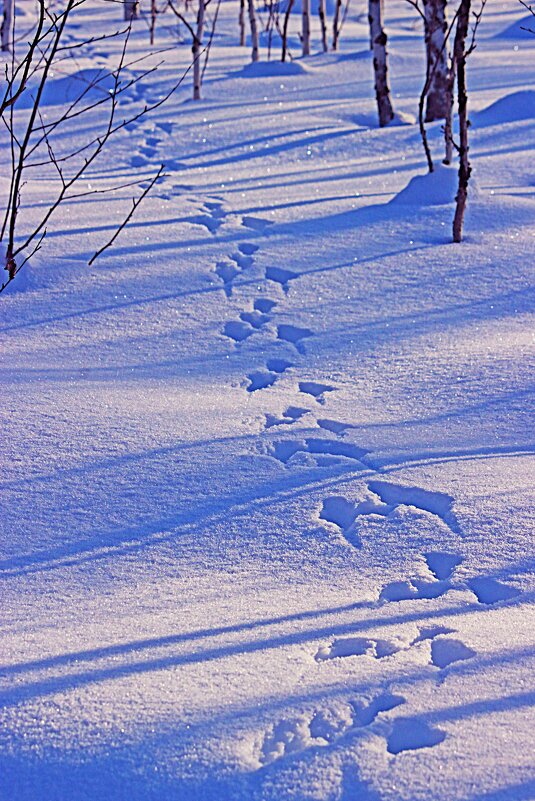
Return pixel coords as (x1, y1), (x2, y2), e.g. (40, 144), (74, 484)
(266, 266), (298, 292)
(467, 576), (521, 605)
(223, 320), (255, 343)
(379, 552), (462, 603)
(214, 260), (240, 297)
(429, 637), (476, 669)
(131, 154), (148, 168)
(258, 691), (405, 765)
(277, 325), (313, 354)
(264, 406), (309, 428)
(270, 438), (369, 467)
(246, 360), (292, 392)
(316, 636), (406, 661)
(386, 718), (446, 754)
(319, 496), (362, 548)
(298, 381), (336, 403)
(254, 298), (277, 314)
(189, 200), (227, 234)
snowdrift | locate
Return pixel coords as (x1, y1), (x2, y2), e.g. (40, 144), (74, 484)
(473, 90), (535, 127)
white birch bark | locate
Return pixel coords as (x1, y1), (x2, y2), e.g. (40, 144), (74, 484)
(124, 0), (139, 21)
(1, 0), (15, 52)
(302, 0), (311, 56)
(193, 0), (205, 100)
(368, 0), (394, 126)
(423, 0), (449, 121)
(247, 0), (259, 62)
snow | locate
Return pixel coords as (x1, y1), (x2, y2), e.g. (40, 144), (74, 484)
(0, 0), (534, 799)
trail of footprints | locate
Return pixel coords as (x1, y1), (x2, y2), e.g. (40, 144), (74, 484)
(201, 198), (524, 774)
(253, 552), (521, 767)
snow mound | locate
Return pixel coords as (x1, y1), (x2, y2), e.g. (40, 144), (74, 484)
(237, 60), (308, 79)
(494, 14), (535, 39)
(391, 110), (417, 126)
(473, 90), (535, 127)
(17, 68), (119, 108)
(391, 164), (479, 207)
(353, 108), (415, 128)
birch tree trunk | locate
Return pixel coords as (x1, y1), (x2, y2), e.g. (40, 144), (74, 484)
(123, 0), (139, 21)
(452, 0), (471, 243)
(193, 0), (205, 101)
(443, 57), (455, 163)
(1, 0), (15, 50)
(423, 0), (449, 121)
(239, 0), (246, 46)
(369, 0), (394, 127)
(302, 0), (311, 56)
(332, 0), (342, 49)
(248, 0), (259, 61)
(318, 0), (328, 52)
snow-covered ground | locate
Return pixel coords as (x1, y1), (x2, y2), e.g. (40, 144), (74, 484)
(1, 1), (534, 798)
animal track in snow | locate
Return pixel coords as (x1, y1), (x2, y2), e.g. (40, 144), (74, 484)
(351, 693), (406, 726)
(131, 153), (148, 168)
(231, 250), (254, 269)
(277, 325), (313, 353)
(258, 691), (405, 765)
(379, 578), (452, 603)
(266, 266), (298, 291)
(386, 718), (446, 754)
(319, 496), (362, 548)
(467, 577), (521, 605)
(240, 310), (270, 328)
(259, 717), (311, 765)
(223, 299), (273, 345)
(264, 406), (309, 428)
(247, 371), (278, 392)
(246, 360), (292, 392)
(379, 552), (464, 602)
(214, 261), (239, 297)
(411, 625), (456, 644)
(425, 552), (463, 581)
(223, 320), (255, 343)
(190, 200), (226, 234)
(430, 637), (476, 669)
(367, 481), (461, 535)
(145, 135), (161, 148)
(156, 121), (173, 134)
(316, 636), (405, 661)
(270, 438), (369, 467)
(298, 381), (336, 403)
(238, 242), (259, 256)
(379, 552), (522, 610)
(254, 298), (277, 314)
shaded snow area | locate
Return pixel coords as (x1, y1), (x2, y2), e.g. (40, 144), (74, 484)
(1, 1), (534, 799)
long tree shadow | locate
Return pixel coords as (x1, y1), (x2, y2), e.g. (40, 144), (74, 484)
(1, 595), (532, 709)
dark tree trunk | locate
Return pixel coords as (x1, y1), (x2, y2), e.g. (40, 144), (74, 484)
(452, 0), (471, 243)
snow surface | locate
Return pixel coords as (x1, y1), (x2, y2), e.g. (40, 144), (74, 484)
(0, 1), (534, 799)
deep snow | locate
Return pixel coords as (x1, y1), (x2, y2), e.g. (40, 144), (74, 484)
(0, 0), (534, 799)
